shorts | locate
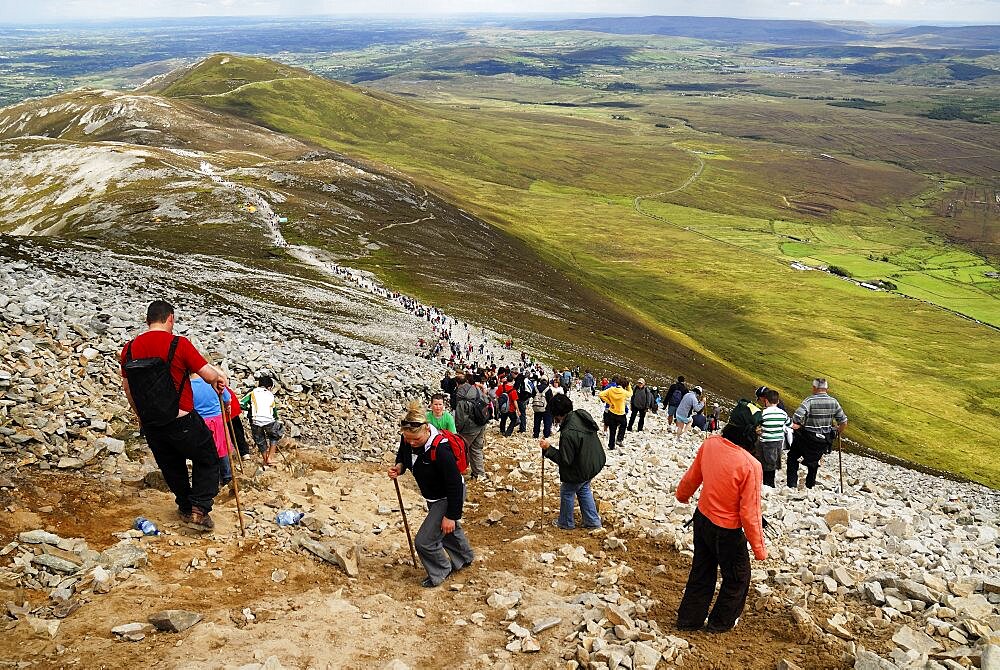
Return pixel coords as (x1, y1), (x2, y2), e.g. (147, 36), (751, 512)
(675, 415), (693, 424)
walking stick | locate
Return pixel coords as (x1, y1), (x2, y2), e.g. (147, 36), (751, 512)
(393, 478), (417, 566)
(218, 393), (247, 537)
(223, 407), (244, 474)
(541, 447), (545, 526)
(837, 433), (844, 494)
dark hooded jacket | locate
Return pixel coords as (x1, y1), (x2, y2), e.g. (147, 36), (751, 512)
(544, 409), (606, 484)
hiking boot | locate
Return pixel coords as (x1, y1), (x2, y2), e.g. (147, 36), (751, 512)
(177, 508), (193, 524)
(707, 617), (739, 633)
(187, 506), (214, 531)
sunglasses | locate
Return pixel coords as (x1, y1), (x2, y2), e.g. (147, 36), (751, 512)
(399, 420), (426, 429)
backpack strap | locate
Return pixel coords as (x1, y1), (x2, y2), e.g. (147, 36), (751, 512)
(166, 336), (190, 398)
(125, 340), (134, 363)
(429, 433), (445, 462)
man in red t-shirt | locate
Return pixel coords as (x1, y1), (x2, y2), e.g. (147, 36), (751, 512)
(121, 300), (228, 530)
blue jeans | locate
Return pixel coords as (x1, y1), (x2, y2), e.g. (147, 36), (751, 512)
(517, 399), (528, 432)
(532, 411), (553, 438)
(558, 480), (601, 529)
(219, 454), (232, 484)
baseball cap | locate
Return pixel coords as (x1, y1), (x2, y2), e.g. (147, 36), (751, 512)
(755, 386), (768, 397)
(693, 385), (703, 394)
(637, 378), (645, 385)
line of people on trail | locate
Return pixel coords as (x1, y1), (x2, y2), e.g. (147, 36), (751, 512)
(121, 300), (287, 532)
(120, 300), (848, 638)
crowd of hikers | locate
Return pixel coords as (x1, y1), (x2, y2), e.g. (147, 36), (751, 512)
(120, 298), (849, 635)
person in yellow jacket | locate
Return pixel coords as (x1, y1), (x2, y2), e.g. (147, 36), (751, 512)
(598, 378), (630, 450)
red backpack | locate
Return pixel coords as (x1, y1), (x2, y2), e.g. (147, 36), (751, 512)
(429, 430), (469, 475)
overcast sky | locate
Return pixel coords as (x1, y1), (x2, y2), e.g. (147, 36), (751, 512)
(3, 0), (998, 24)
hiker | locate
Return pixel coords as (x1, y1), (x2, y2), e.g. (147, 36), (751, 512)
(755, 385), (786, 413)
(426, 392), (457, 432)
(224, 383), (251, 459)
(582, 370), (596, 397)
(441, 369), (458, 411)
(455, 373), (489, 480)
(665, 376), (688, 424)
(692, 407), (708, 432)
(513, 370), (533, 434)
(627, 378), (655, 432)
(787, 378), (848, 489)
(675, 386), (706, 437)
(675, 423), (767, 633)
(496, 376), (519, 438)
(531, 376), (552, 439)
(243, 375), (284, 466)
(120, 300), (226, 530)
(389, 402), (474, 587)
(190, 370), (234, 489)
(758, 389), (791, 487)
(707, 403), (721, 432)
(598, 378), (629, 450)
(540, 393), (606, 530)
(561, 368), (573, 397)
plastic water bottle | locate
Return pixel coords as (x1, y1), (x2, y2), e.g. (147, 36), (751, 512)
(275, 510), (304, 526)
(134, 517), (160, 536)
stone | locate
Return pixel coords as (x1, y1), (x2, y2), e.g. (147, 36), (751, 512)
(899, 579), (936, 604)
(148, 610), (202, 633)
(96, 437), (126, 454)
(982, 644), (1000, 670)
(271, 569), (288, 583)
(854, 649), (897, 670)
(604, 604), (632, 628)
(632, 642), (661, 668)
(521, 637), (541, 653)
(19, 530), (63, 545)
(487, 590), (521, 609)
(892, 625), (941, 655)
(508, 622), (530, 638)
(31, 554), (80, 574)
(298, 538), (359, 577)
(951, 594), (993, 620)
(824, 508), (851, 528)
(92, 565), (114, 593)
(486, 509), (505, 524)
(26, 616), (60, 639)
(532, 617), (561, 634)
(863, 582), (886, 605)
(832, 566), (855, 588)
(56, 457), (84, 469)
(886, 518), (914, 539)
(100, 543), (148, 574)
(823, 613), (854, 640)
(383, 661), (411, 670)
(112, 622), (151, 636)
(777, 660), (804, 670)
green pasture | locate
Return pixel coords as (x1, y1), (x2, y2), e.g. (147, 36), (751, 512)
(169, 56), (1000, 487)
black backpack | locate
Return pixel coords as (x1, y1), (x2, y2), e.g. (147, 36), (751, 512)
(497, 389), (511, 414)
(468, 397), (490, 426)
(123, 336), (187, 428)
(724, 399), (761, 450)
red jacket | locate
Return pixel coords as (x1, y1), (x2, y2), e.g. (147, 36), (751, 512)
(676, 435), (767, 560)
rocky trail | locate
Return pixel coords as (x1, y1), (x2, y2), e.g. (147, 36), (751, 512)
(1, 235), (999, 670)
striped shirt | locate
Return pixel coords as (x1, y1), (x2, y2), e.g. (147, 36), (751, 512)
(760, 406), (790, 443)
(791, 393), (847, 432)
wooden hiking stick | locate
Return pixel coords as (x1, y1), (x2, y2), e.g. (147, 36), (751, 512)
(837, 433), (844, 494)
(393, 478), (417, 566)
(218, 393), (247, 537)
(541, 447), (545, 526)
(223, 406), (244, 474)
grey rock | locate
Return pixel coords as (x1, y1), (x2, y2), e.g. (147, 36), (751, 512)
(531, 617), (561, 635)
(892, 625), (941, 654)
(982, 644), (1000, 670)
(31, 554), (80, 574)
(99, 543), (148, 574)
(19, 530), (64, 545)
(632, 642), (661, 668)
(854, 649), (897, 670)
(148, 609), (202, 633)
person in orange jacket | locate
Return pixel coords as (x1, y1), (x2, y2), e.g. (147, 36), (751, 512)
(674, 423), (767, 633)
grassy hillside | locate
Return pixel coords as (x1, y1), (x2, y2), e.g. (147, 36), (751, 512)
(166, 55), (1000, 488)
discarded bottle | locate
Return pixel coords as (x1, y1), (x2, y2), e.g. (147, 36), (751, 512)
(275, 510), (304, 526)
(134, 517), (160, 536)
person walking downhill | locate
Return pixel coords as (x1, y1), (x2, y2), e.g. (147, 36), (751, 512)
(541, 393), (606, 530)
(582, 370), (596, 397)
(120, 300), (226, 530)
(514, 370), (533, 434)
(665, 376), (688, 424)
(598, 378), (629, 450)
(787, 378), (848, 489)
(455, 373), (489, 480)
(189, 370), (233, 489)
(223, 383), (251, 459)
(389, 402), (475, 588)
(675, 422), (767, 633)
(243, 375), (284, 466)
(427, 392), (457, 432)
(675, 386), (706, 437)
(628, 378), (654, 432)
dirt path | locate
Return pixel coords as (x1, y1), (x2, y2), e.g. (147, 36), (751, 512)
(0, 423), (895, 669)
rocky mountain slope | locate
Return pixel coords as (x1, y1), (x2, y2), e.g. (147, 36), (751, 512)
(0, 234), (998, 669)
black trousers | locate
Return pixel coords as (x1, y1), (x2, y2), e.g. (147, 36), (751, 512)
(499, 412), (518, 437)
(230, 415), (251, 457)
(786, 432), (827, 488)
(144, 411), (220, 514)
(607, 413), (626, 449)
(628, 407), (648, 431)
(677, 509), (750, 632)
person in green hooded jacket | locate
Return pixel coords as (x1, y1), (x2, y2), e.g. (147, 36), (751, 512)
(540, 393), (607, 530)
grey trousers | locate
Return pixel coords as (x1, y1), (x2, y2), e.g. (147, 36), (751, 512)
(416, 497), (475, 585)
(462, 428), (487, 477)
